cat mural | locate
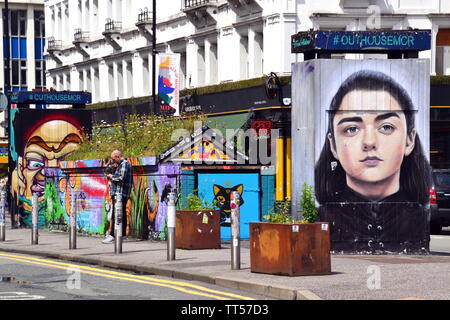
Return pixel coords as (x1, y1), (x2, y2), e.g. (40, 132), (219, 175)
(213, 184), (244, 226)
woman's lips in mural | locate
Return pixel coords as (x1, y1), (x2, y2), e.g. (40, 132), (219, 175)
(360, 156), (383, 166)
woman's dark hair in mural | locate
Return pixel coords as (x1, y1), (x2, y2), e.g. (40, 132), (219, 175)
(315, 70), (432, 205)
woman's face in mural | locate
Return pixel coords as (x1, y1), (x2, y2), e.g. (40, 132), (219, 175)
(20, 120), (82, 199)
(328, 89), (416, 200)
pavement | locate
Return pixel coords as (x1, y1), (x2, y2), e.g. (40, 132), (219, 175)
(0, 223), (449, 300)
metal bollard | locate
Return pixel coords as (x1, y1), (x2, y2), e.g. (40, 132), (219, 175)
(230, 191), (241, 270)
(0, 190), (6, 241)
(114, 194), (123, 254)
(167, 192), (176, 261)
(31, 193), (39, 245)
(69, 192), (77, 250)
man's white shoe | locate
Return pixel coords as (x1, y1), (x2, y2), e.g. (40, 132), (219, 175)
(102, 235), (115, 244)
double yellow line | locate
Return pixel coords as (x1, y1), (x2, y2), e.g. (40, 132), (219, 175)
(0, 252), (255, 300)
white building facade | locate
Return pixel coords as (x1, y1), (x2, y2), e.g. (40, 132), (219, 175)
(44, 0), (450, 105)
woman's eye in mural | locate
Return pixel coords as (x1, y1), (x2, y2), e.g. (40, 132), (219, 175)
(26, 159), (44, 170)
(378, 123), (396, 135)
(342, 125), (360, 136)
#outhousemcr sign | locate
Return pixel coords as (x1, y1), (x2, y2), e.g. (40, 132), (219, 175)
(10, 91), (92, 105)
(292, 30), (431, 53)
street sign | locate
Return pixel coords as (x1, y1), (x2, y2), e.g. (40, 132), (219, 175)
(0, 94), (8, 112)
(9, 91), (92, 105)
(292, 30), (431, 54)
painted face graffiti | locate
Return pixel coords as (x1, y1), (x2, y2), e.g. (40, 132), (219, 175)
(328, 89), (416, 201)
(13, 119), (82, 214)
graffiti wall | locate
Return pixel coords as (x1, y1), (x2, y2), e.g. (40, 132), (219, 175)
(56, 159), (108, 234)
(292, 59), (431, 254)
(10, 108), (181, 237)
(128, 159), (180, 239)
(55, 158), (180, 239)
(10, 109), (92, 227)
(197, 172), (260, 240)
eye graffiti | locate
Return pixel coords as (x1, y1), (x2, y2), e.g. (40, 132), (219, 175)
(26, 158), (45, 170)
(213, 184), (244, 226)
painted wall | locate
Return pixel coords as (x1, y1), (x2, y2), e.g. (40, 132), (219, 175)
(10, 109), (92, 227)
(10, 107), (181, 237)
(197, 172), (260, 240)
(54, 159), (181, 239)
(292, 59), (432, 254)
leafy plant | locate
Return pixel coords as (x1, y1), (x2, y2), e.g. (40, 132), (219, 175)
(263, 198), (294, 224)
(129, 178), (149, 238)
(182, 190), (218, 211)
(99, 198), (111, 236)
(299, 182), (318, 223)
(67, 113), (206, 160)
(44, 180), (66, 228)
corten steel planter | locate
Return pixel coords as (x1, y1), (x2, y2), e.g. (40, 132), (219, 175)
(176, 210), (221, 249)
(250, 222), (331, 276)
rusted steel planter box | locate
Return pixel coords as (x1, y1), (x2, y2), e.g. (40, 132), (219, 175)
(176, 210), (221, 249)
(250, 222), (331, 276)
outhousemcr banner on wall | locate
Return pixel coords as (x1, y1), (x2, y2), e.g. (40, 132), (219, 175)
(158, 53), (181, 116)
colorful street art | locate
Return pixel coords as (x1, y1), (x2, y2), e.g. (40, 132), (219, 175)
(158, 53), (181, 116)
(198, 173), (260, 240)
(10, 110), (183, 238)
(57, 159), (109, 234)
(56, 158), (180, 239)
(180, 139), (232, 161)
(212, 184), (244, 225)
(292, 59), (432, 254)
(159, 125), (248, 164)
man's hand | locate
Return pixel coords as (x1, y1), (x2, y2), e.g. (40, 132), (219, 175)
(107, 174), (113, 180)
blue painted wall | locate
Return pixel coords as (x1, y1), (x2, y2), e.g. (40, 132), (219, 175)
(197, 172), (260, 240)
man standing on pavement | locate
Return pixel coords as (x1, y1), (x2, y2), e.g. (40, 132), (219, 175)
(102, 150), (132, 244)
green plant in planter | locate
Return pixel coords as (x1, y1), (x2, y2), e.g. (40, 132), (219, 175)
(182, 190), (218, 210)
(263, 198), (294, 224)
(263, 183), (318, 224)
(299, 182), (318, 223)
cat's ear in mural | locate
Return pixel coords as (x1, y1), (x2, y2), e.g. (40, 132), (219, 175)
(213, 184), (221, 196)
(233, 184), (244, 195)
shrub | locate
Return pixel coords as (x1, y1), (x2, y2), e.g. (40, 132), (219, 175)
(299, 182), (318, 223)
(67, 113), (206, 160)
(263, 198), (294, 223)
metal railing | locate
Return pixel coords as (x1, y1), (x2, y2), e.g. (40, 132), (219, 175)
(104, 19), (122, 33)
(47, 37), (62, 50)
(74, 28), (90, 42)
(138, 7), (152, 23)
(182, 0), (216, 9)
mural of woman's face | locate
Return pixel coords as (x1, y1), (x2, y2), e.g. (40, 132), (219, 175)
(328, 89), (416, 200)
